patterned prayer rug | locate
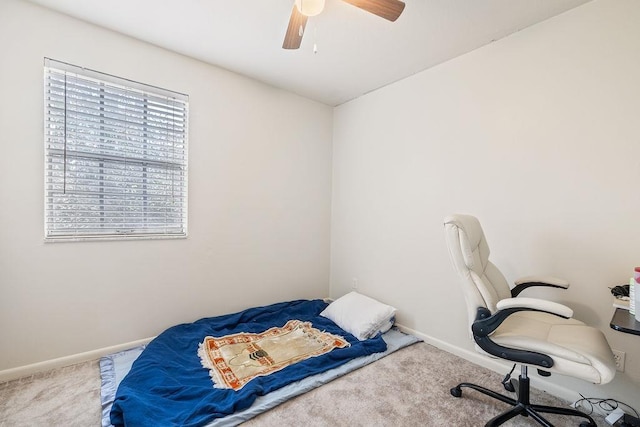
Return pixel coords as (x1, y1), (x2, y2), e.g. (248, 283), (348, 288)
(198, 320), (350, 391)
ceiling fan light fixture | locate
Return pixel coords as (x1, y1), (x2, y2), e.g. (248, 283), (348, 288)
(294, 0), (325, 17)
(284, 0), (405, 50)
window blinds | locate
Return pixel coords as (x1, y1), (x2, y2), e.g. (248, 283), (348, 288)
(44, 58), (189, 240)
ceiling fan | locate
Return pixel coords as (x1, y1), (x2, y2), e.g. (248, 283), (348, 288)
(283, 0), (406, 49)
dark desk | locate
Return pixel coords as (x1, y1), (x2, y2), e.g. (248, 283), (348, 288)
(610, 308), (640, 336)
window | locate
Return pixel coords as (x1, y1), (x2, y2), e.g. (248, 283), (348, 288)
(44, 58), (188, 241)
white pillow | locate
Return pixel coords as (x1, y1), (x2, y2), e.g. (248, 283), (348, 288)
(320, 291), (396, 340)
(377, 317), (395, 335)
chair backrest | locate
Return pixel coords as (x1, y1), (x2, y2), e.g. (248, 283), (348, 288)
(444, 214), (512, 328)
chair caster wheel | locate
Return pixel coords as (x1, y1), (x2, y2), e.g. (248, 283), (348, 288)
(450, 387), (462, 397)
(503, 382), (515, 393)
(579, 422), (595, 427)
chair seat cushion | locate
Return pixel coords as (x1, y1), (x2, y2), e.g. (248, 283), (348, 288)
(490, 311), (616, 384)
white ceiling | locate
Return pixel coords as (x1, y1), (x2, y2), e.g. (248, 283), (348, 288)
(26, 0), (591, 106)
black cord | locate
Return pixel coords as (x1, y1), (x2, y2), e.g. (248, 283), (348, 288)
(574, 394), (639, 418)
(501, 363), (516, 383)
(501, 364), (517, 392)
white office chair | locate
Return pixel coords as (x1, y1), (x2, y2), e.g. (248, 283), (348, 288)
(444, 214), (616, 427)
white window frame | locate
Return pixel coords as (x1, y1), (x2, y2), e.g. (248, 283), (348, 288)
(43, 58), (189, 241)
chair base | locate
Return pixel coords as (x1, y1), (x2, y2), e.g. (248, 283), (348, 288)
(450, 368), (596, 427)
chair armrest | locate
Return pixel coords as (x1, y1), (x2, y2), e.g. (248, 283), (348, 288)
(496, 297), (573, 319)
(471, 299), (573, 369)
(473, 298), (573, 338)
(511, 276), (570, 297)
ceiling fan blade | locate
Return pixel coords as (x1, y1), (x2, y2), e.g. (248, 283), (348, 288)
(283, 5), (308, 49)
(341, 0), (405, 22)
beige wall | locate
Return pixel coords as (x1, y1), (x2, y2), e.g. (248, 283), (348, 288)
(0, 0), (333, 370)
(331, 0), (640, 407)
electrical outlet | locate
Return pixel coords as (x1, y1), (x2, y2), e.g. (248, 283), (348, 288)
(612, 349), (625, 372)
(351, 277), (359, 290)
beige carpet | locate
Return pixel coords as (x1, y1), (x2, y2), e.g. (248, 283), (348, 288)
(0, 342), (605, 426)
(0, 360), (101, 426)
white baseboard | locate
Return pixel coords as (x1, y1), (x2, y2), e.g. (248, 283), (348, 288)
(395, 323), (581, 405)
(0, 337), (154, 383)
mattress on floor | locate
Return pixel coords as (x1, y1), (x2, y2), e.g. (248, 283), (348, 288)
(100, 327), (419, 427)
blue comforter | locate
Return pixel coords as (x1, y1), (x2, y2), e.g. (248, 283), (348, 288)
(110, 299), (387, 427)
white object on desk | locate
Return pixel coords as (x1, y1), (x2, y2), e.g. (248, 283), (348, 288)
(634, 267), (640, 320)
(630, 277), (636, 315)
(635, 281), (640, 322)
